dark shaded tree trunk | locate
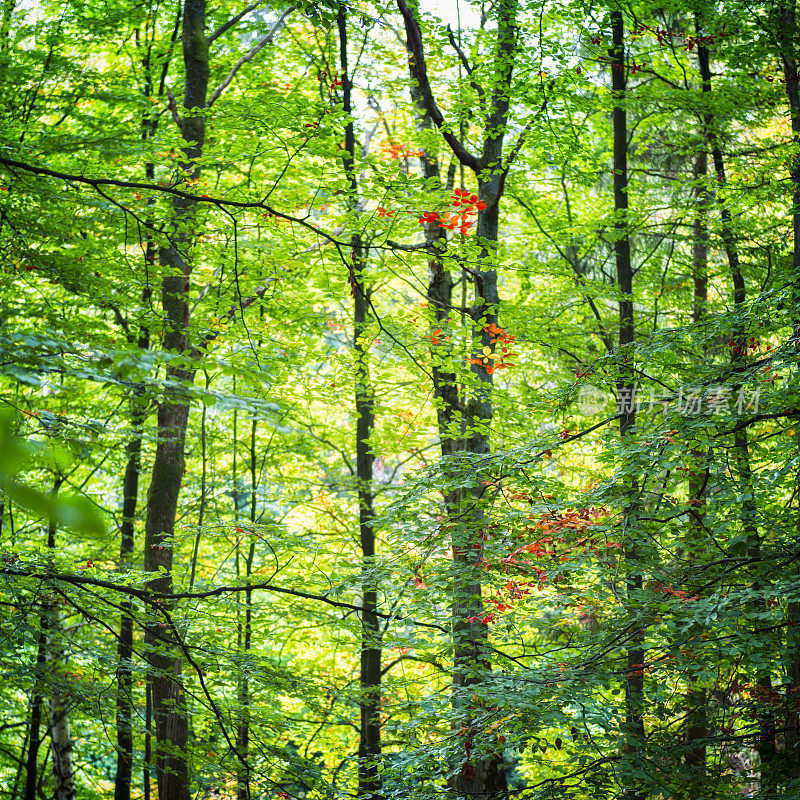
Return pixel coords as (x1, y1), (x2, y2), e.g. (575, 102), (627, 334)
(408, 56), (459, 467)
(115, 14), (169, 797)
(780, 1), (800, 310)
(23, 641), (46, 800)
(142, 2), (209, 799)
(144, 683), (152, 800)
(47, 613), (76, 800)
(778, 3), (800, 783)
(338, 10), (381, 796)
(114, 370), (148, 800)
(696, 28), (777, 793)
(235, 414), (257, 800)
(609, 12), (645, 800)
(398, 0), (517, 795)
(684, 148), (709, 794)
(24, 477), (63, 800)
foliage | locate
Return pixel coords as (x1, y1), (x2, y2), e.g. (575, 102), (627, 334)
(1, 0), (800, 798)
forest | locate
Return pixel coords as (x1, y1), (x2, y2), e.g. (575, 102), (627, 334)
(1, 0), (799, 797)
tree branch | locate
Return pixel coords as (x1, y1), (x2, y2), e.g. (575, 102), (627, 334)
(445, 24), (485, 102)
(207, 0), (266, 44)
(396, 0), (480, 172)
(206, 5), (296, 108)
(0, 565), (450, 633)
(165, 85), (183, 128)
(0, 155), (350, 246)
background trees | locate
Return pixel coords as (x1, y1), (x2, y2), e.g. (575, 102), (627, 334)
(2, 0), (800, 798)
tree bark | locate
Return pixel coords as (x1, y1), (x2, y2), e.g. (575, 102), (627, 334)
(778, 3), (800, 783)
(142, 2), (209, 799)
(696, 28), (778, 793)
(235, 414), (257, 800)
(398, 1), (517, 795)
(609, 12), (645, 800)
(337, 10), (382, 797)
(24, 477), (63, 800)
(47, 612), (76, 800)
(114, 373), (148, 800)
(406, 32), (459, 465)
(22, 639), (46, 800)
(115, 17), (169, 795)
(683, 148), (709, 795)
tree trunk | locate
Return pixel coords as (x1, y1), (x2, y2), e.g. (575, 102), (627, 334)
(337, 10), (381, 796)
(116, 19), (164, 794)
(778, 3), (800, 783)
(47, 612), (76, 800)
(696, 28), (778, 793)
(454, 2), (515, 796)
(398, 1), (516, 794)
(609, 12), (645, 800)
(683, 147), (709, 795)
(235, 414), (257, 800)
(22, 644), (45, 800)
(406, 29), (459, 466)
(144, 682), (152, 800)
(24, 477), (64, 800)
(114, 375), (148, 800)
(142, 2), (209, 799)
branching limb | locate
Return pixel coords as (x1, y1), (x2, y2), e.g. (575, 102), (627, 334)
(206, 6), (296, 108)
(0, 156), (351, 246)
(165, 85), (182, 127)
(445, 24), (485, 103)
(396, 0), (480, 172)
(208, 0), (267, 44)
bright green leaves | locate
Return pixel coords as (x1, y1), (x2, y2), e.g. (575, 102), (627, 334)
(0, 411), (105, 535)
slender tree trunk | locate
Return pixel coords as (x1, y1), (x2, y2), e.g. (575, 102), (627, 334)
(144, 683), (152, 800)
(788, 600), (800, 784)
(684, 148), (709, 795)
(23, 641), (46, 800)
(24, 477), (63, 800)
(406, 32), (459, 465)
(115, 237), (152, 800)
(780, 1), (800, 309)
(695, 30), (778, 793)
(11, 725), (27, 800)
(779, 3), (800, 783)
(235, 415), (257, 800)
(116, 25), (172, 792)
(143, 2), (208, 798)
(454, 2), (515, 796)
(47, 612), (76, 800)
(41, 478), (76, 800)
(338, 10), (381, 796)
(398, 1), (516, 794)
(609, 12), (645, 800)
(114, 372), (148, 800)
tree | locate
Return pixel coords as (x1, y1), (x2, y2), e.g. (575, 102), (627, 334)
(3, 0), (800, 798)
